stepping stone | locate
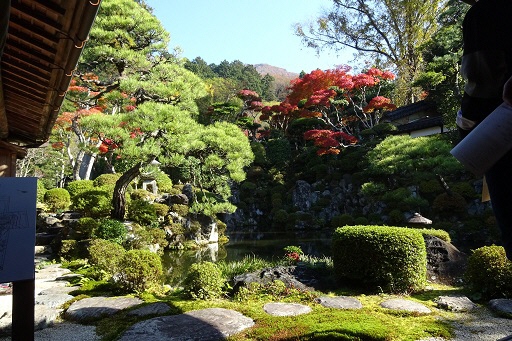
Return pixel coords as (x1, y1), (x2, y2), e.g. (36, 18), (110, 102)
(489, 299), (512, 318)
(315, 296), (363, 309)
(118, 308), (254, 341)
(380, 298), (431, 314)
(127, 302), (171, 317)
(435, 295), (477, 312)
(65, 296), (143, 322)
(263, 302), (312, 316)
(35, 293), (74, 308)
(39, 285), (80, 296)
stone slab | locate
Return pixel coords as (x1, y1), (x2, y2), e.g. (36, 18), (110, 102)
(263, 302), (312, 316)
(315, 296), (363, 309)
(489, 299), (512, 318)
(435, 295), (477, 312)
(127, 302), (171, 317)
(35, 294), (74, 308)
(380, 298), (431, 314)
(65, 296), (143, 322)
(118, 308), (254, 341)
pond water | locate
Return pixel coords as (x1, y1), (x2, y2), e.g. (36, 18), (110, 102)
(162, 230), (333, 286)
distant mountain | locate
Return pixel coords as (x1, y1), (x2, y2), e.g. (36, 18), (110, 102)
(254, 64), (299, 83)
(254, 64), (299, 101)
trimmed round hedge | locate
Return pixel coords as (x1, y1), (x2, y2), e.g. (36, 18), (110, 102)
(332, 225), (427, 293)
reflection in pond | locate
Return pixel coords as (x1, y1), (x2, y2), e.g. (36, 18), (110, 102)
(162, 230), (332, 286)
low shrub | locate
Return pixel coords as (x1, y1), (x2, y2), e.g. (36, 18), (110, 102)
(88, 238), (125, 275)
(93, 173), (121, 188)
(37, 180), (47, 203)
(66, 180), (94, 199)
(153, 170), (173, 193)
(127, 199), (157, 225)
(415, 228), (451, 243)
(332, 225), (427, 293)
(117, 249), (163, 293)
(73, 217), (99, 239)
(44, 188), (71, 212)
(125, 224), (169, 252)
(433, 192), (467, 216)
(153, 203), (169, 217)
(272, 209), (289, 224)
(72, 189), (112, 218)
(464, 245), (512, 300)
(330, 214), (354, 228)
(184, 261), (225, 300)
(58, 239), (78, 260)
(170, 204), (189, 217)
(93, 218), (127, 244)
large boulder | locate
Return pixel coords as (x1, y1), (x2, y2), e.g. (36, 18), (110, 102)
(425, 235), (467, 285)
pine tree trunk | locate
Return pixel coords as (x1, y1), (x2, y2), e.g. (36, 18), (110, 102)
(111, 162), (142, 220)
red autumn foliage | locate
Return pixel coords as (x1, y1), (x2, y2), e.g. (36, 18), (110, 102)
(304, 129), (358, 155)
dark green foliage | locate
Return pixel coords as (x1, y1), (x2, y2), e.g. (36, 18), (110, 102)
(74, 217), (99, 239)
(93, 219), (127, 244)
(117, 249), (163, 293)
(266, 138), (292, 168)
(184, 261), (226, 300)
(331, 214), (355, 228)
(272, 209), (289, 225)
(127, 199), (157, 225)
(58, 240), (78, 260)
(332, 225), (427, 293)
(452, 181), (478, 200)
(66, 180), (94, 199)
(387, 209), (404, 225)
(72, 189), (112, 218)
(381, 187), (429, 211)
(464, 246), (512, 300)
(251, 141), (268, 166)
(89, 238), (125, 274)
(354, 216), (369, 225)
(433, 192), (467, 216)
(44, 188), (71, 212)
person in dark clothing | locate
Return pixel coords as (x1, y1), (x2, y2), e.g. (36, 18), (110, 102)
(458, 0), (512, 259)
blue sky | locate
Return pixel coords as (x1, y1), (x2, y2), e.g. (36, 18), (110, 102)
(144, 1), (354, 74)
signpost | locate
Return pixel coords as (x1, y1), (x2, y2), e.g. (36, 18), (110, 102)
(0, 177), (37, 341)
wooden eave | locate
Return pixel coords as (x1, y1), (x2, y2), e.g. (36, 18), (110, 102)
(0, 0), (101, 147)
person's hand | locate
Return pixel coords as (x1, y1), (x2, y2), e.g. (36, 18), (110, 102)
(503, 75), (512, 106)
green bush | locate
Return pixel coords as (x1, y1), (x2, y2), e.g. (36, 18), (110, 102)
(354, 216), (369, 225)
(72, 189), (112, 218)
(415, 228), (451, 243)
(332, 225), (427, 293)
(37, 180), (47, 203)
(464, 245), (512, 300)
(127, 199), (157, 225)
(432, 192), (467, 216)
(170, 204), (189, 217)
(58, 239), (78, 260)
(153, 170), (173, 193)
(153, 203), (169, 217)
(116, 249), (163, 293)
(88, 238), (125, 275)
(130, 189), (154, 201)
(92, 219), (127, 244)
(273, 209), (289, 224)
(73, 217), (99, 239)
(66, 180), (94, 199)
(184, 261), (226, 300)
(331, 214), (354, 228)
(93, 173), (121, 188)
(44, 188), (71, 212)
(125, 224), (169, 252)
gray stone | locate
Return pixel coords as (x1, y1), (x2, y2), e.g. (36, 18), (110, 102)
(489, 299), (512, 318)
(435, 296), (477, 312)
(232, 266), (318, 293)
(35, 294), (74, 308)
(65, 296), (143, 322)
(315, 296), (363, 309)
(263, 302), (312, 316)
(425, 236), (467, 285)
(380, 298), (431, 314)
(292, 180), (312, 211)
(118, 308), (254, 341)
(39, 285), (80, 296)
(127, 302), (171, 317)
(169, 193), (189, 205)
(34, 305), (63, 331)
